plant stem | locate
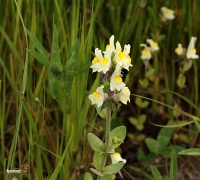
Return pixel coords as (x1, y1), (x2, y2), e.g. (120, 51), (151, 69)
(105, 104), (111, 152)
(97, 104), (112, 179)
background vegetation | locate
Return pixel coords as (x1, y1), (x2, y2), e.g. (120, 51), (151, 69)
(1, 0), (200, 179)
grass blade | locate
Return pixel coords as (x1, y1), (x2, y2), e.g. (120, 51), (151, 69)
(170, 150), (178, 180)
(150, 165), (163, 180)
(49, 138), (71, 180)
(178, 148), (200, 156)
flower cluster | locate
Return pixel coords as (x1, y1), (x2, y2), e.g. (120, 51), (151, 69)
(140, 39), (159, 69)
(160, 7), (175, 22)
(89, 35), (132, 108)
(175, 37), (199, 59)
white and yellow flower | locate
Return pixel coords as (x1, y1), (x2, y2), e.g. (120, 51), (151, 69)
(88, 85), (104, 108)
(175, 43), (185, 56)
(146, 39), (159, 52)
(106, 35), (115, 54)
(115, 42), (133, 70)
(110, 66), (125, 91)
(90, 48), (102, 72)
(98, 51), (111, 74)
(111, 152), (126, 164)
(140, 44), (152, 60)
(90, 48), (111, 74)
(119, 87), (130, 105)
(186, 37), (199, 59)
(161, 7), (175, 22)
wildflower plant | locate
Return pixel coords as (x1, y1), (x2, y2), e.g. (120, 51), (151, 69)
(139, 39), (159, 89)
(85, 35), (132, 179)
(175, 37), (199, 88)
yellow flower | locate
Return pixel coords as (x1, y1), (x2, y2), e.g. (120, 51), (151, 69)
(115, 42), (133, 70)
(98, 51), (111, 74)
(186, 37), (199, 59)
(146, 39), (159, 52)
(88, 85), (104, 108)
(90, 48), (102, 72)
(161, 7), (175, 22)
(111, 152), (126, 164)
(106, 35), (115, 54)
(90, 48), (111, 74)
(175, 43), (185, 56)
(140, 44), (152, 60)
(110, 66), (125, 91)
(119, 87), (130, 104)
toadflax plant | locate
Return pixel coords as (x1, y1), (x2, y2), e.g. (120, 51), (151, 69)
(84, 35), (132, 180)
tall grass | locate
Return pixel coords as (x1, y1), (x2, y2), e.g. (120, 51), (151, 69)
(1, 0), (200, 179)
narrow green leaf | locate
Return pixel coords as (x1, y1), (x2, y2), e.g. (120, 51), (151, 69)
(150, 165), (163, 180)
(64, 39), (79, 71)
(194, 120), (200, 132)
(170, 150), (178, 180)
(87, 133), (104, 153)
(85, 2), (94, 61)
(178, 148), (200, 156)
(49, 139), (71, 180)
(147, 7), (158, 28)
(84, 172), (93, 180)
(26, 28), (48, 58)
(51, 27), (59, 63)
(0, 26), (18, 58)
(28, 49), (49, 66)
(103, 162), (125, 174)
(22, 51), (29, 94)
(90, 168), (104, 177)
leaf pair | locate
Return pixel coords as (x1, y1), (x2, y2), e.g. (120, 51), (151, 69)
(135, 96), (149, 108)
(129, 114), (146, 131)
(87, 126), (126, 153)
(145, 128), (173, 155)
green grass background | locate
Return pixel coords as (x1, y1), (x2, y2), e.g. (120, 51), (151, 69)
(1, 0), (200, 179)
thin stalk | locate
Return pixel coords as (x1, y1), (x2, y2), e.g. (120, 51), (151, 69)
(105, 104), (111, 152)
(98, 103), (112, 179)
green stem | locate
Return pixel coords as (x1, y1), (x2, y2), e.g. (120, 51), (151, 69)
(105, 104), (111, 151)
(97, 104), (112, 179)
